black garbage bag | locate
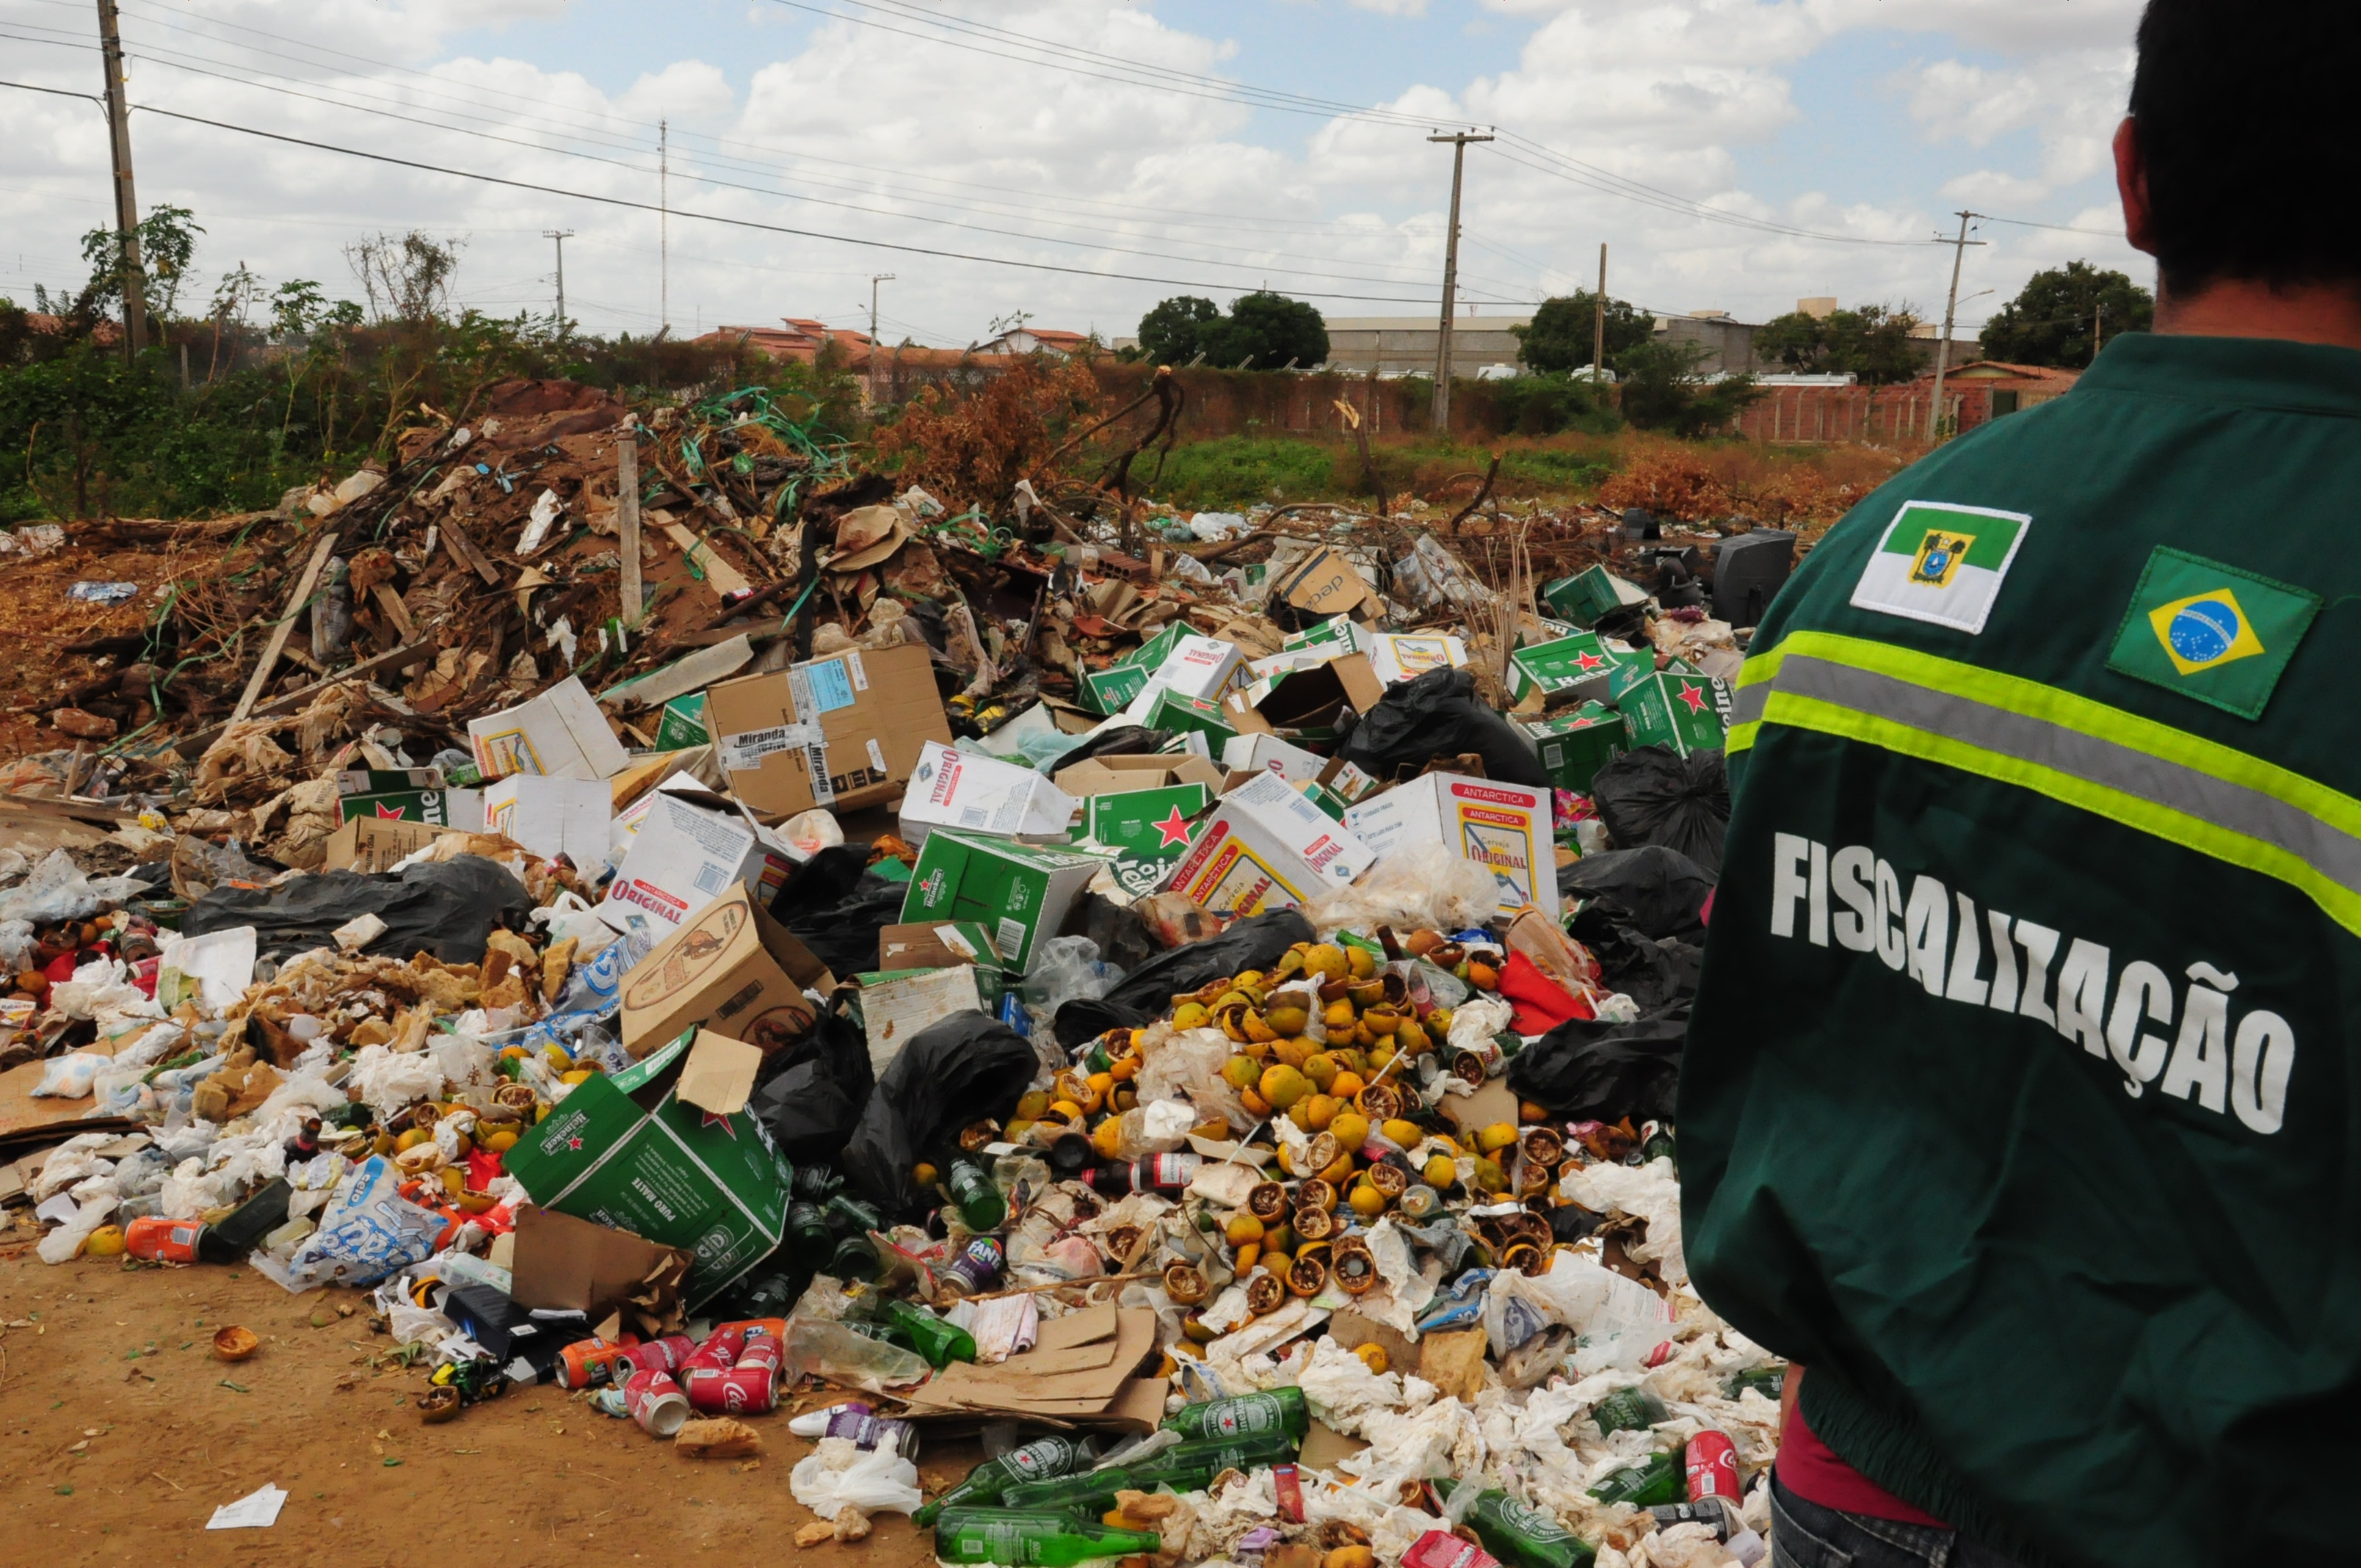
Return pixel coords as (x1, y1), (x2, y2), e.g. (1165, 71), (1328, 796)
(1043, 724), (1174, 774)
(1506, 1003), (1688, 1124)
(181, 857), (532, 963)
(841, 1015), (1037, 1216)
(1051, 909), (1315, 1050)
(770, 843), (874, 922)
(1559, 845), (1715, 939)
(752, 1003), (875, 1165)
(1335, 667), (1551, 791)
(775, 862), (908, 979)
(1589, 746), (1730, 872)
(1059, 891), (1158, 973)
(1570, 902), (1704, 1014)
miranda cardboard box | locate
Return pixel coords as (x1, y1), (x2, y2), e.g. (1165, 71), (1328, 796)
(899, 741), (1078, 844)
(704, 643), (949, 819)
(1163, 770), (1374, 917)
(483, 774), (612, 865)
(614, 883), (835, 1058)
(1343, 772), (1558, 920)
(469, 675), (631, 781)
(900, 830), (1109, 975)
(504, 1028), (789, 1310)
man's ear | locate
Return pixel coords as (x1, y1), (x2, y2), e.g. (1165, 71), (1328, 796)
(2114, 117), (2156, 257)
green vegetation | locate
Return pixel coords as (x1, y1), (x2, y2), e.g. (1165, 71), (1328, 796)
(1615, 341), (1763, 437)
(1753, 302), (1924, 384)
(1483, 374), (1620, 438)
(1152, 437), (1337, 508)
(1129, 291), (1329, 371)
(1513, 292), (1653, 375)
(1980, 261), (2153, 367)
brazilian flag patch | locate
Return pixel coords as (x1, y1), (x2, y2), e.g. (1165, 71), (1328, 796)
(2105, 546), (2320, 719)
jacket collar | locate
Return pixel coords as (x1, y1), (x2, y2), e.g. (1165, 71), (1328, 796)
(2078, 331), (2361, 418)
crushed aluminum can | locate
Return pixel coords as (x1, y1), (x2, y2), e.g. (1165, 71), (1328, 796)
(623, 1368), (690, 1437)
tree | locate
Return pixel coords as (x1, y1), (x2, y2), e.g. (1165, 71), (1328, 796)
(345, 231), (463, 324)
(1755, 303), (1923, 385)
(1617, 339), (1762, 437)
(1514, 291), (1652, 374)
(1981, 261), (2153, 367)
(1136, 296), (1220, 366)
(1197, 291), (1328, 370)
(76, 203), (204, 320)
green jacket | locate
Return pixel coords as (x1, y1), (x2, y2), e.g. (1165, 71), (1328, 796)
(1681, 335), (2361, 1567)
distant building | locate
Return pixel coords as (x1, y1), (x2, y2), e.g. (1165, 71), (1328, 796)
(700, 318), (874, 363)
(974, 327), (1092, 357)
(1321, 311), (1533, 377)
(1921, 360), (2080, 425)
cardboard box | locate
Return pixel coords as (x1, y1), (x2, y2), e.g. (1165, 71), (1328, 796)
(1363, 633), (1469, 688)
(1123, 686), (1237, 746)
(504, 1028), (791, 1310)
(900, 830), (1109, 975)
(1224, 652), (1386, 739)
(1541, 565), (1650, 629)
(854, 966), (990, 1073)
(1052, 752), (1225, 799)
(653, 692), (710, 751)
(484, 774), (612, 865)
(1509, 634), (1649, 702)
(703, 643), (950, 819)
(1142, 634), (1252, 703)
(1164, 771), (1374, 916)
(1343, 772), (1558, 920)
(1247, 648), (1340, 684)
(899, 741), (1078, 845)
(1614, 671), (1731, 756)
(1273, 547), (1380, 619)
(1282, 618), (1369, 656)
(1518, 704), (1629, 792)
(468, 675), (630, 782)
(601, 785), (797, 936)
(322, 816), (461, 873)
(877, 921), (1005, 973)
(1297, 780), (1351, 821)
(1220, 733), (1328, 784)
(1078, 782), (1211, 898)
(509, 1205), (693, 1326)
(1079, 623), (1189, 715)
(614, 884), (835, 1058)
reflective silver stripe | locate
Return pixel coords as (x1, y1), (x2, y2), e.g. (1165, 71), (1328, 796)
(1731, 680), (1770, 727)
(1761, 653), (2361, 897)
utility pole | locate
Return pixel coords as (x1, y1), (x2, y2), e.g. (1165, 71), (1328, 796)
(544, 229), (574, 333)
(95, 0), (148, 359)
(1427, 129), (1492, 432)
(1593, 242), (1607, 385)
(868, 273), (895, 405)
(659, 119), (670, 333)
(1928, 210), (1984, 440)
(2092, 300), (2106, 364)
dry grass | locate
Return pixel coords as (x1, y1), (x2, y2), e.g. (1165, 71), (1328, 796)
(1594, 435), (1908, 531)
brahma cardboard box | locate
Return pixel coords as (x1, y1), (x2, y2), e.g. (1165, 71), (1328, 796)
(703, 643), (949, 819)
(614, 883), (835, 1058)
(504, 1028), (788, 1310)
(1164, 771), (1374, 917)
(1343, 772), (1557, 920)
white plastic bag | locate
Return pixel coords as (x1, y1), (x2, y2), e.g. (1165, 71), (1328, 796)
(789, 1437), (924, 1519)
(32, 1051), (107, 1098)
(1301, 842), (1501, 935)
(780, 809), (844, 857)
(531, 891), (617, 956)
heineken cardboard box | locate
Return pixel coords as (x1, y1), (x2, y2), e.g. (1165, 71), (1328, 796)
(1518, 703), (1629, 792)
(1081, 623), (1189, 715)
(1343, 772), (1558, 921)
(1607, 654), (1697, 700)
(504, 1028), (790, 1311)
(468, 675), (631, 782)
(601, 783), (797, 936)
(1051, 752), (1224, 800)
(900, 830), (1109, 976)
(653, 692), (710, 751)
(1221, 733), (1327, 784)
(899, 741), (1078, 846)
(1223, 652), (1386, 741)
(615, 883), (835, 1058)
(1363, 633), (1468, 688)
(1077, 781), (1211, 898)
(706, 643), (950, 820)
(1613, 671), (1731, 756)
(1125, 686), (1237, 746)
(1541, 565), (1651, 629)
(1509, 634), (1650, 703)
(336, 768), (476, 827)
(1164, 771), (1374, 917)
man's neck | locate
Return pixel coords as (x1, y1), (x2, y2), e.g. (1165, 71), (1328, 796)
(2155, 278), (2361, 351)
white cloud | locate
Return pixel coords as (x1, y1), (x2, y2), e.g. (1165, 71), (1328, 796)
(1348, 0), (1432, 14)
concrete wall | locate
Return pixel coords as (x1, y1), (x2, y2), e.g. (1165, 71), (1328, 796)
(1321, 315), (1533, 377)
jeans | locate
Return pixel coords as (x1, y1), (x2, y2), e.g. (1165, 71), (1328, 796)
(1770, 1475), (2029, 1568)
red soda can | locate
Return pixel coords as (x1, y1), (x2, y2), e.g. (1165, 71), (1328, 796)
(684, 1362), (776, 1415)
(736, 1335), (783, 1376)
(623, 1368), (691, 1437)
(1685, 1429), (1739, 1502)
(615, 1334), (697, 1378)
(556, 1333), (642, 1390)
(682, 1323), (747, 1372)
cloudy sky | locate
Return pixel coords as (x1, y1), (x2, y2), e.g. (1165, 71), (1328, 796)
(0, 0), (2148, 348)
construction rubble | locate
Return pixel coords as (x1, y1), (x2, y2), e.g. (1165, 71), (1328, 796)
(0, 377), (1805, 1568)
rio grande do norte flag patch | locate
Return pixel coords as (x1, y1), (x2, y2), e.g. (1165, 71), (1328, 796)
(1849, 499), (2031, 634)
(2105, 545), (2320, 719)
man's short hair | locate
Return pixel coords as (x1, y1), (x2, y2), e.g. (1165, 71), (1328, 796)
(2131, 0), (2361, 296)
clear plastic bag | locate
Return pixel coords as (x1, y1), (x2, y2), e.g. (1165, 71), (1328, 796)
(0, 848), (146, 923)
(1300, 842), (1502, 936)
(1020, 935), (1118, 1015)
(789, 1439), (925, 1519)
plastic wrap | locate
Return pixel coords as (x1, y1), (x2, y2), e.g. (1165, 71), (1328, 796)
(1300, 843), (1501, 936)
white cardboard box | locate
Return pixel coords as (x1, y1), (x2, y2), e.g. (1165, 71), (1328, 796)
(1145, 634), (1253, 703)
(1363, 633), (1470, 688)
(468, 675), (631, 781)
(601, 785), (799, 934)
(898, 741), (1077, 844)
(1342, 772), (1558, 920)
(1163, 771), (1374, 917)
(1220, 733), (1329, 785)
(483, 774), (612, 865)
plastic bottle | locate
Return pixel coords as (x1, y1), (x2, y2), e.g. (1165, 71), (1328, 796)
(946, 1157), (1007, 1231)
(1160, 1386), (1310, 1442)
(912, 1435), (1093, 1528)
(1587, 1450), (1683, 1507)
(1438, 1481), (1598, 1568)
(932, 1508), (1163, 1567)
(883, 1299), (979, 1368)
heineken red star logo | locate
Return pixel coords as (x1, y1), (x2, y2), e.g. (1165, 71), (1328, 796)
(375, 802), (409, 818)
(699, 1110), (740, 1136)
(1675, 683), (1711, 714)
(1574, 652), (1606, 670)
(565, 1135), (584, 1150)
(1153, 807), (1194, 848)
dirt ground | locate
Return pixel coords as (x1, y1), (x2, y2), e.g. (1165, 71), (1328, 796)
(0, 1244), (983, 1568)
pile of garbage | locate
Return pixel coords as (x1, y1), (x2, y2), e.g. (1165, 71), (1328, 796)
(1, 388), (1807, 1567)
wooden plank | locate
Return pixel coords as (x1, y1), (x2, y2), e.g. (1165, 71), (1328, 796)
(617, 433), (643, 627)
(225, 529), (338, 731)
(371, 582), (418, 643)
(442, 518), (501, 587)
(171, 638), (432, 757)
(659, 520), (752, 598)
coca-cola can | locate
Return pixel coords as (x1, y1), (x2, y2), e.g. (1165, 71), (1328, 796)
(623, 1368), (691, 1438)
(684, 1362), (776, 1415)
(736, 1335), (783, 1376)
(615, 1334), (698, 1379)
(681, 1323), (747, 1373)
(1685, 1429), (1740, 1501)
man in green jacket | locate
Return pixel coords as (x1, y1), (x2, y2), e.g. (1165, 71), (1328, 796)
(1680, 2), (2361, 1564)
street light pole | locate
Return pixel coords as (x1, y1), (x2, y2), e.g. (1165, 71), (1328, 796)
(869, 273), (896, 405)
(95, 0), (148, 359)
(1928, 210), (1985, 440)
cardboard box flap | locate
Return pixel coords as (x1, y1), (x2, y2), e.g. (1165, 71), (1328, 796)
(1052, 752), (1227, 797)
(1032, 1302), (1120, 1353)
(509, 1205), (689, 1321)
(675, 1031), (763, 1116)
(1225, 652), (1385, 736)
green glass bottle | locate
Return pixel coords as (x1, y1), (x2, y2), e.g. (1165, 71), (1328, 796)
(1159, 1387), (1311, 1443)
(913, 1437), (1092, 1528)
(884, 1298), (978, 1368)
(999, 1433), (1296, 1514)
(1590, 1386), (1668, 1436)
(830, 1233), (882, 1282)
(1438, 1482), (1597, 1568)
(1586, 1450), (1683, 1508)
(946, 1157), (1007, 1231)
(788, 1201), (835, 1266)
(1723, 1365), (1786, 1401)
(932, 1508), (1163, 1566)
